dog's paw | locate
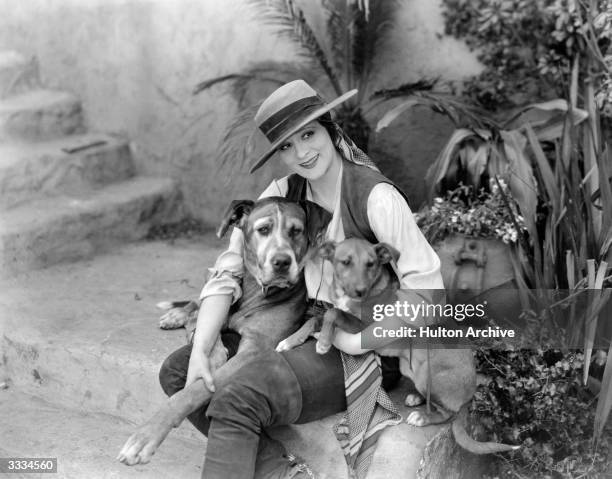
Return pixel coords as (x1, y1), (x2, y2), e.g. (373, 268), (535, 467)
(406, 410), (430, 427)
(315, 341), (331, 355)
(404, 393), (425, 407)
(159, 308), (188, 329)
(275, 339), (294, 352)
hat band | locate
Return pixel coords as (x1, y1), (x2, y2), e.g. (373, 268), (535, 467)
(259, 95), (324, 142)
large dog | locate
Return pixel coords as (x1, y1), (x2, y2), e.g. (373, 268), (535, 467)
(311, 238), (519, 455)
(118, 197), (329, 465)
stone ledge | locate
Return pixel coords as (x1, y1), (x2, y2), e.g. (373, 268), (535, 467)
(0, 89), (85, 141)
(0, 176), (184, 274)
(0, 133), (134, 209)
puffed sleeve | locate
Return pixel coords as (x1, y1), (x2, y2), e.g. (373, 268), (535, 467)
(367, 183), (444, 291)
(199, 177), (288, 303)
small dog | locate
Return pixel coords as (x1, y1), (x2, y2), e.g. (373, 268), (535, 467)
(313, 238), (518, 455)
(118, 197), (329, 465)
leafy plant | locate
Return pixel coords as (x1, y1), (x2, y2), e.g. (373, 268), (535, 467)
(378, 0), (612, 443)
(441, 0), (612, 113)
(472, 347), (612, 478)
(193, 0), (435, 171)
(415, 180), (527, 244)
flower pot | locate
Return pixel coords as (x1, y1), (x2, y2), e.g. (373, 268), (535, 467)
(433, 234), (523, 327)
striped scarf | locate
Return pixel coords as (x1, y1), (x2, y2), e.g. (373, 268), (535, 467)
(331, 124), (402, 478)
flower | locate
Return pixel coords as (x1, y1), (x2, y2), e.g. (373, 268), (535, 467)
(417, 182), (527, 244)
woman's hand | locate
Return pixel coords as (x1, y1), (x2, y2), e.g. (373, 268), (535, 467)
(186, 347), (216, 392)
(329, 330), (370, 355)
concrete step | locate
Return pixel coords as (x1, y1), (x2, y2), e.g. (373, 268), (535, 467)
(0, 239), (441, 478)
(0, 89), (85, 141)
(0, 390), (205, 479)
(0, 133), (135, 210)
(0, 51), (40, 99)
(0, 176), (183, 275)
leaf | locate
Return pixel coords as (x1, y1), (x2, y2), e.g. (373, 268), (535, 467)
(525, 123), (560, 211)
(594, 338), (612, 439)
(215, 104), (262, 178)
(500, 130), (538, 236)
(375, 92), (496, 131)
(424, 128), (479, 197)
(375, 98), (422, 131)
(245, 0), (343, 95)
(503, 99), (589, 141)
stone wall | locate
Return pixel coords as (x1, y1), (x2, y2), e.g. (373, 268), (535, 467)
(0, 0), (482, 223)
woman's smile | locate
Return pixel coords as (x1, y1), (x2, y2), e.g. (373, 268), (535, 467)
(299, 154), (319, 169)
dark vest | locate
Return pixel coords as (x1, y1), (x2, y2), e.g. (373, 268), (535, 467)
(285, 159), (410, 243)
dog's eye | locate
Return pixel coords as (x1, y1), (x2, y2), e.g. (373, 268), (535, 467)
(290, 227), (303, 237)
(366, 261), (375, 268)
(340, 258), (351, 266)
(257, 226), (270, 235)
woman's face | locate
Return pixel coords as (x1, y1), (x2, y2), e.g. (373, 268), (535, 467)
(276, 121), (340, 180)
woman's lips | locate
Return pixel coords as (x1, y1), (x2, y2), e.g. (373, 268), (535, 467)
(300, 155), (318, 169)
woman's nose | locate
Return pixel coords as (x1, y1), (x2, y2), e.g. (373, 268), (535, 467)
(293, 140), (309, 161)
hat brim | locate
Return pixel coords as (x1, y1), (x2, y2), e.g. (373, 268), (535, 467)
(249, 89), (358, 174)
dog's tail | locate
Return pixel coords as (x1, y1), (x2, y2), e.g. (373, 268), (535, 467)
(452, 405), (520, 455)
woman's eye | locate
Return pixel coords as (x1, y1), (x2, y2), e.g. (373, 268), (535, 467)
(279, 143), (291, 151)
(257, 226), (270, 235)
(302, 130), (314, 140)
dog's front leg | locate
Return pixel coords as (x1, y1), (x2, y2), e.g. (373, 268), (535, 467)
(315, 308), (340, 354)
(275, 318), (316, 352)
(118, 347), (264, 466)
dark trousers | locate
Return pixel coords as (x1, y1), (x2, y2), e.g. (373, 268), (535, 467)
(159, 310), (400, 478)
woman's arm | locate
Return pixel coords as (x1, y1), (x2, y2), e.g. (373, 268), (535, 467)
(367, 183), (444, 291)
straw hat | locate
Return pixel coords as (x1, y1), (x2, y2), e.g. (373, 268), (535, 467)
(250, 79), (357, 173)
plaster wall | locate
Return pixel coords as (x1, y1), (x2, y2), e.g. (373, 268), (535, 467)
(0, 0), (482, 222)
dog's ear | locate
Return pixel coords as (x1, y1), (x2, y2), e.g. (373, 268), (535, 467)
(299, 200), (332, 247)
(216, 199), (255, 238)
(319, 241), (336, 260)
(374, 243), (400, 265)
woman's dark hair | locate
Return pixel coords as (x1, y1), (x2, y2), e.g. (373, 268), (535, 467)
(316, 112), (344, 152)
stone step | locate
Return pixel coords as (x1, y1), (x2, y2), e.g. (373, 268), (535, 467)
(0, 390), (206, 479)
(0, 176), (183, 275)
(0, 239), (442, 478)
(0, 89), (85, 141)
(0, 133), (135, 210)
(0, 51), (40, 99)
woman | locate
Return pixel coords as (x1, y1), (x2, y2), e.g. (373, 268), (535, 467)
(162, 80), (443, 478)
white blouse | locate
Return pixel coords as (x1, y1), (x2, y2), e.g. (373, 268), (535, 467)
(200, 164), (444, 304)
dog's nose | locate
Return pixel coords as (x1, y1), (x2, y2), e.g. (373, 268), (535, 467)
(354, 287), (367, 298)
(271, 253), (292, 273)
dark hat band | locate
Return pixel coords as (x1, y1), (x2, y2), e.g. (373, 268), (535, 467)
(259, 95), (324, 142)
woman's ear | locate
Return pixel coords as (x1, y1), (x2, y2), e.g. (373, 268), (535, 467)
(319, 241), (336, 260)
(374, 243), (400, 265)
(216, 199), (255, 238)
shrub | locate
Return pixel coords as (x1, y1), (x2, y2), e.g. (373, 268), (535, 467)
(472, 345), (612, 478)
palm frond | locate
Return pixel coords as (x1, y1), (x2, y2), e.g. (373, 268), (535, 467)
(215, 104), (262, 180)
(376, 91), (497, 131)
(193, 61), (325, 107)
(323, 0), (353, 90)
(353, 0), (400, 96)
(245, 0), (343, 95)
(193, 73), (283, 97)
